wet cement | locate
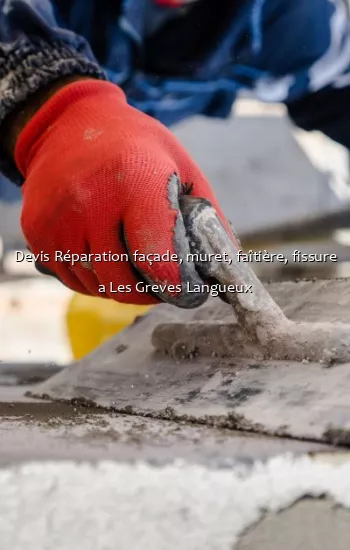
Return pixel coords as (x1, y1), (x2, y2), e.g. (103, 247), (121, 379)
(32, 281), (350, 446)
(0, 385), (333, 468)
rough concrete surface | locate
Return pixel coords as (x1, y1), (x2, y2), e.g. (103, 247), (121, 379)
(0, 385), (341, 549)
(0, 385), (344, 550)
(0, 385), (333, 467)
(34, 279), (350, 445)
(2, 455), (350, 550)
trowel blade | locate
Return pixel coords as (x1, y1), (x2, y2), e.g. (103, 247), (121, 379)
(30, 279), (350, 446)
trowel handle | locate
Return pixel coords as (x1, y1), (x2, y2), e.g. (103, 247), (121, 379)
(179, 195), (290, 339)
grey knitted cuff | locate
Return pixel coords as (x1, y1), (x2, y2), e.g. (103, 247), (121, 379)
(0, 38), (106, 185)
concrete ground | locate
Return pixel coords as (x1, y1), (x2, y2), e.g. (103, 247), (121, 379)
(1, 356), (350, 550)
(0, 385), (334, 467)
(2, 382), (350, 550)
(3, 303), (350, 549)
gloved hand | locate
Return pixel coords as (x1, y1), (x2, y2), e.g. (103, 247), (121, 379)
(15, 79), (238, 307)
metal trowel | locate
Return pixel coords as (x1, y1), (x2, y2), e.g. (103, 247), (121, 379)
(29, 196), (350, 446)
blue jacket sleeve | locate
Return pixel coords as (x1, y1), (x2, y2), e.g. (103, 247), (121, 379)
(0, 0), (106, 184)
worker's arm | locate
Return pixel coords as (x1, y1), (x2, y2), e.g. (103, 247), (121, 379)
(281, 0), (350, 149)
(0, 0), (235, 307)
(247, 0), (350, 149)
(0, 0), (105, 183)
(286, 86), (350, 149)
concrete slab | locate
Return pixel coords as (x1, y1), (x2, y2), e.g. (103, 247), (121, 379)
(0, 386), (333, 467)
(32, 279), (350, 445)
(0, 377), (348, 550)
(1, 454), (350, 549)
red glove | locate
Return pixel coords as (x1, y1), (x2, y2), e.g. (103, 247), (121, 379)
(15, 79), (236, 307)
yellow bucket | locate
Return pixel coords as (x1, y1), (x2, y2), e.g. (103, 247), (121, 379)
(66, 293), (153, 360)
